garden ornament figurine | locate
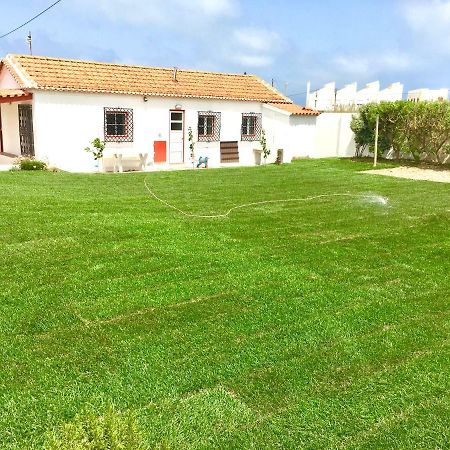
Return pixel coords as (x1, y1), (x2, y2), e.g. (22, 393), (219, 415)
(197, 156), (209, 168)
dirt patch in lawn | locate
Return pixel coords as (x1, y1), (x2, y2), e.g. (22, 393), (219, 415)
(361, 166), (450, 183)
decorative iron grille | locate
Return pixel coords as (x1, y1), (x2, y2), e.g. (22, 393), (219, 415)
(104, 108), (133, 142)
(197, 111), (221, 142)
(18, 104), (35, 156)
(241, 113), (262, 141)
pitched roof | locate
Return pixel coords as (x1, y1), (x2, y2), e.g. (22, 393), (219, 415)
(266, 102), (320, 116)
(1, 54), (291, 103)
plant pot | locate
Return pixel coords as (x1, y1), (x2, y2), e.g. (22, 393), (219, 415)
(93, 159), (104, 173)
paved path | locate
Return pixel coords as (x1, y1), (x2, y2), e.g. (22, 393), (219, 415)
(362, 166), (450, 184)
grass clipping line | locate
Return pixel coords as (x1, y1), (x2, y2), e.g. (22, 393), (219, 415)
(144, 177), (389, 219)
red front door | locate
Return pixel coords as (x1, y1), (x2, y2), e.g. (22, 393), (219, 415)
(154, 140), (167, 163)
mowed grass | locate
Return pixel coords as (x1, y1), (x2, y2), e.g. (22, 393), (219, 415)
(0, 158), (449, 449)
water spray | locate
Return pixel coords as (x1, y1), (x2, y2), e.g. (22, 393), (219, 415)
(144, 178), (389, 219)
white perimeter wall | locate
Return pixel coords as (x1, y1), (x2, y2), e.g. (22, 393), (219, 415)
(289, 115), (317, 158)
(31, 91), (301, 172)
(313, 113), (356, 158)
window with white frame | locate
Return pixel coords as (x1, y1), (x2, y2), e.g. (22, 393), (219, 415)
(197, 111), (221, 142)
(104, 108), (133, 142)
(241, 113), (262, 141)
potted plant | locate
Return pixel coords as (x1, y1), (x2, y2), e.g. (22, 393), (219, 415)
(85, 138), (105, 172)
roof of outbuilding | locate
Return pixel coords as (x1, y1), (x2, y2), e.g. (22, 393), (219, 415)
(266, 102), (320, 116)
(1, 54), (292, 103)
(0, 89), (30, 99)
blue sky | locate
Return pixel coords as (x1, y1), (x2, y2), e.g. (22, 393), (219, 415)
(1, 0), (449, 103)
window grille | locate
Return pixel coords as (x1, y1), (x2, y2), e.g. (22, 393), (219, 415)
(104, 108), (133, 142)
(241, 113), (262, 141)
(197, 111), (221, 142)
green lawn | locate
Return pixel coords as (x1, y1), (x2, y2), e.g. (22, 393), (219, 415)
(1, 159), (449, 449)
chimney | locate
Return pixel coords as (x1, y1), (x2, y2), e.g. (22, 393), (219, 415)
(173, 67), (178, 82)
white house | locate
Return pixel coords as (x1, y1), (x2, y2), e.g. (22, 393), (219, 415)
(335, 82), (358, 109)
(307, 82), (336, 111)
(378, 82), (404, 102)
(355, 81), (380, 106)
(0, 54), (319, 172)
(407, 88), (449, 102)
(307, 81), (403, 111)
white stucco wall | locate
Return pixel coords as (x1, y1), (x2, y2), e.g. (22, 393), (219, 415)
(0, 65), (26, 156)
(0, 66), (20, 89)
(313, 113), (356, 158)
(262, 105), (317, 161)
(289, 115), (317, 158)
(0, 102), (21, 155)
(29, 91), (298, 171)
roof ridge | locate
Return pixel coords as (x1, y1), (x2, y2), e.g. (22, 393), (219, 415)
(8, 54), (258, 78)
(259, 77), (293, 104)
(3, 54), (290, 103)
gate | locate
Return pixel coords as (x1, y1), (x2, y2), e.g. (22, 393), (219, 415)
(18, 104), (35, 156)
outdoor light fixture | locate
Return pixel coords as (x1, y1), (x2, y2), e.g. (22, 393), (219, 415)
(143, 96), (148, 102)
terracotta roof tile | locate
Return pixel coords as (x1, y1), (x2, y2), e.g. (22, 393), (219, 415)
(266, 102), (320, 116)
(0, 89), (30, 99)
(2, 54), (291, 103)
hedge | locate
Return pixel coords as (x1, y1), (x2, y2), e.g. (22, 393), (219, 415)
(350, 101), (450, 164)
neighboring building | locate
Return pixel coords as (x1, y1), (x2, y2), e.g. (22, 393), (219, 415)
(355, 81), (380, 106)
(0, 54), (319, 172)
(335, 82), (357, 109)
(407, 88), (449, 102)
(378, 82), (404, 102)
(308, 82), (336, 111)
(307, 81), (404, 111)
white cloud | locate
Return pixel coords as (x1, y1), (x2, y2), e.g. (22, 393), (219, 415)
(233, 28), (282, 52)
(230, 53), (274, 68)
(227, 27), (282, 68)
(333, 51), (413, 78)
(402, 0), (450, 53)
(196, 0), (237, 16)
(72, 0), (238, 25)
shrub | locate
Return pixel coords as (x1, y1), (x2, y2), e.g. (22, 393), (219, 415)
(43, 405), (148, 450)
(85, 138), (105, 160)
(407, 101), (450, 164)
(351, 103), (378, 157)
(17, 157), (47, 171)
(351, 100), (450, 164)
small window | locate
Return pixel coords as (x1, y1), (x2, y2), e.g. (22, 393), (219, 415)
(198, 115), (214, 136)
(197, 111), (221, 142)
(242, 116), (256, 136)
(171, 112), (183, 121)
(241, 113), (261, 141)
(171, 122), (183, 131)
(104, 108), (133, 142)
